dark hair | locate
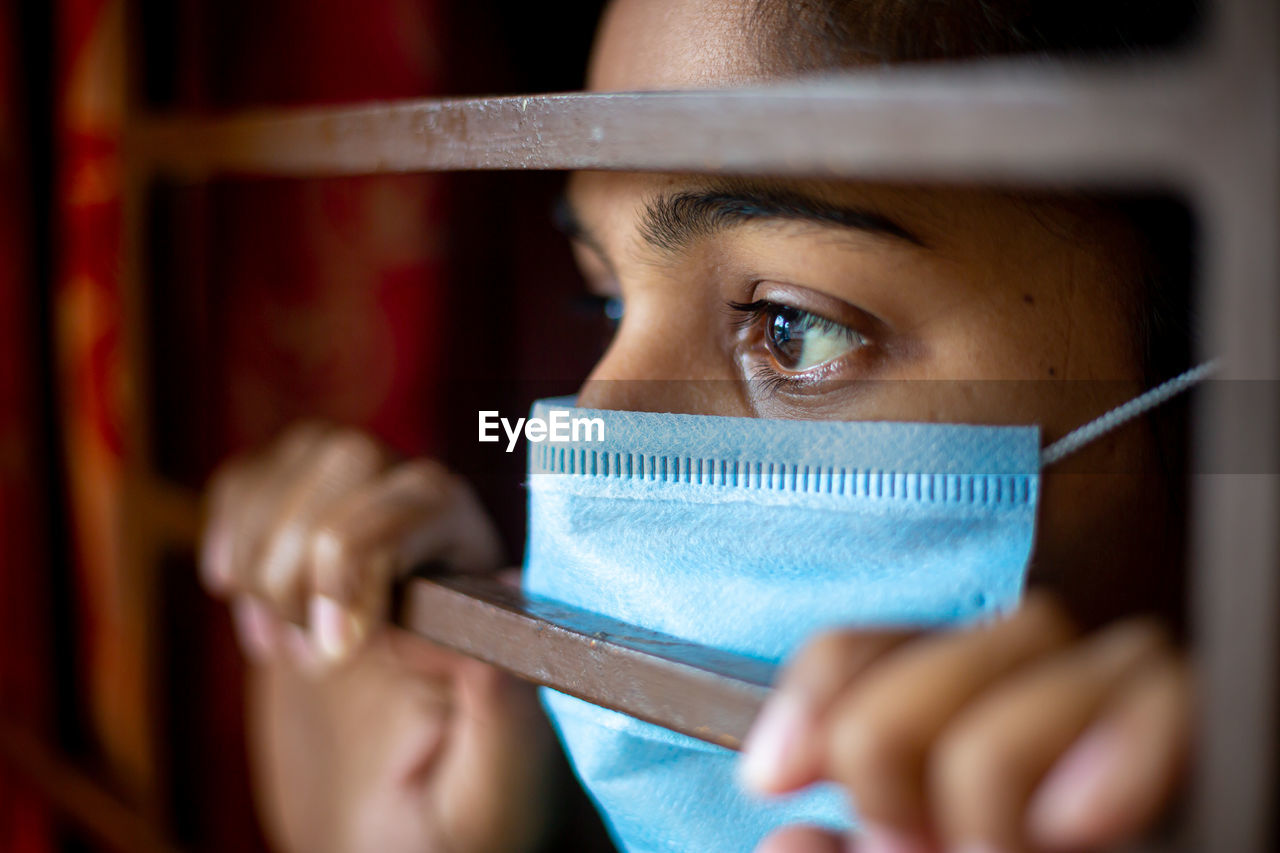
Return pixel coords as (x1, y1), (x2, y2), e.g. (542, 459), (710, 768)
(750, 0), (1200, 69)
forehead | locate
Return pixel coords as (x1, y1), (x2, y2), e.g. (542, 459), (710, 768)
(588, 0), (771, 91)
(578, 0), (1141, 291)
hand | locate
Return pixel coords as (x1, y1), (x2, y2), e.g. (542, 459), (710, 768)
(740, 594), (1192, 853)
(200, 423), (555, 853)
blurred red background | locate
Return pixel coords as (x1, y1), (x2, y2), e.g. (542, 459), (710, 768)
(1, 0), (604, 848)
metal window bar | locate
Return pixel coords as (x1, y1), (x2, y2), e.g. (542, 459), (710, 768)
(107, 0), (1280, 849)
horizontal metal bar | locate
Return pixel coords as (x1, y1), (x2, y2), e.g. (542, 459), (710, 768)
(395, 573), (773, 750)
(141, 479), (769, 747)
(132, 58), (1227, 185)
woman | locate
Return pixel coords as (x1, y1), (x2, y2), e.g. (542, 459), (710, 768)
(201, 1), (1197, 851)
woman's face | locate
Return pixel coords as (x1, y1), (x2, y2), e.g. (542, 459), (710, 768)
(565, 0), (1173, 619)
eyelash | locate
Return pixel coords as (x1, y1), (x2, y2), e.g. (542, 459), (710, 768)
(726, 299), (848, 335)
(573, 293), (870, 393)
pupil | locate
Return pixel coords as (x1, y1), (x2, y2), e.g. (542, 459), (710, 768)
(770, 311), (792, 345)
(768, 307), (806, 368)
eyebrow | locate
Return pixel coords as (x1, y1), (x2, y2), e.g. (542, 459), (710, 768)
(638, 182), (927, 252)
(551, 181), (926, 266)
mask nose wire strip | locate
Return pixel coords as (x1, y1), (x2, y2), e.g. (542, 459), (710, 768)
(1039, 361), (1218, 468)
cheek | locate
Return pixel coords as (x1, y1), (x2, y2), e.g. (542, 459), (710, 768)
(848, 278), (1145, 430)
(899, 204), (1145, 387)
(1029, 421), (1173, 625)
(578, 293), (752, 416)
(911, 295), (1137, 382)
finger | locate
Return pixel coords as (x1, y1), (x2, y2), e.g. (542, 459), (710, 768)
(1026, 654), (1191, 850)
(279, 621), (326, 676)
(852, 824), (940, 853)
(754, 825), (845, 853)
(231, 594), (327, 674)
(307, 460), (504, 663)
(928, 618), (1169, 851)
(214, 422), (336, 596)
(202, 462), (257, 594)
(252, 428), (387, 624)
(231, 595), (284, 665)
(740, 629), (916, 793)
(813, 595), (1076, 832)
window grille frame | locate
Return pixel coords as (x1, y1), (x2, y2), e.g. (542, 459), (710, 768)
(45, 0), (1280, 847)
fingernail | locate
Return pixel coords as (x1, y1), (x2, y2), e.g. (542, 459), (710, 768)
(311, 595), (362, 662)
(739, 692), (809, 793)
(232, 598), (277, 663)
(283, 624), (323, 675)
(859, 824), (935, 853)
(200, 524), (231, 591)
(261, 527), (305, 593)
(1026, 724), (1118, 845)
(312, 529), (342, 574)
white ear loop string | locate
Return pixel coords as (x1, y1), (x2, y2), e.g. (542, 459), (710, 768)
(1039, 361), (1218, 467)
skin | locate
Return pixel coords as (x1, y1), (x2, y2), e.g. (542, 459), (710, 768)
(203, 427), (557, 853)
(200, 1), (1192, 851)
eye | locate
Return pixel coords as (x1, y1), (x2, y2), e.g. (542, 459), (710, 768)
(573, 294), (625, 328)
(732, 300), (869, 373)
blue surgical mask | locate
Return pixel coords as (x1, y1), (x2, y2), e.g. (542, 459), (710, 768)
(521, 368), (1209, 853)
